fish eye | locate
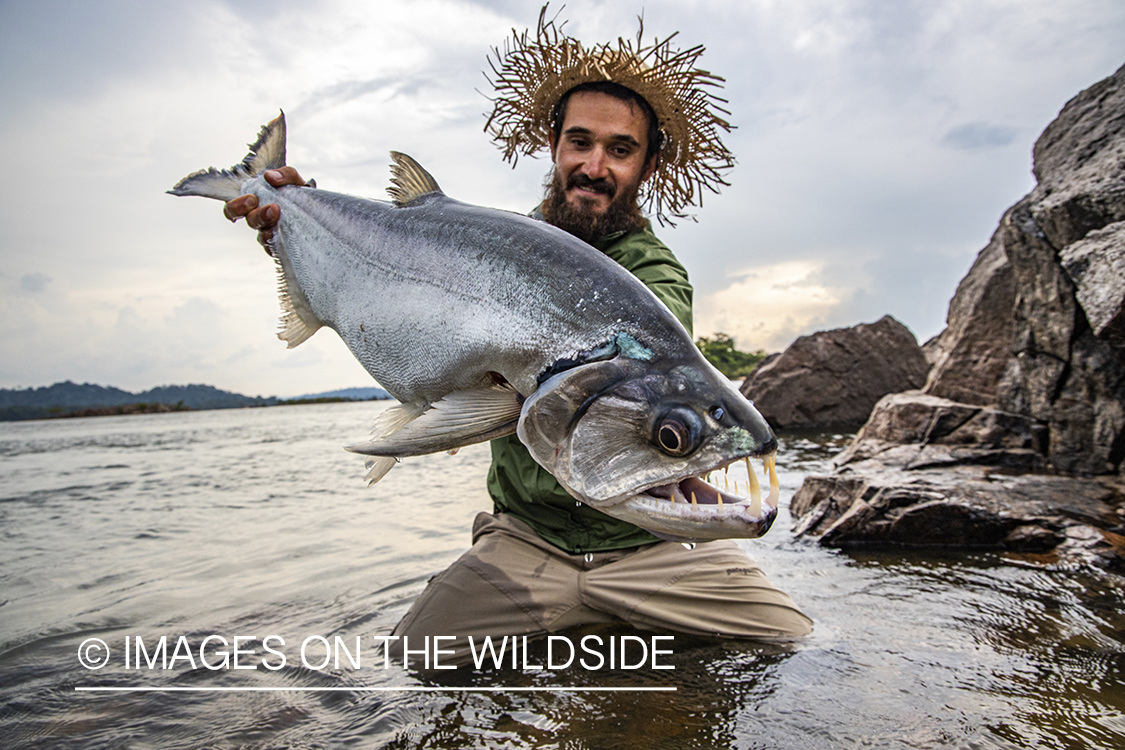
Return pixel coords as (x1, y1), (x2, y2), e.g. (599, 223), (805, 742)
(653, 407), (702, 457)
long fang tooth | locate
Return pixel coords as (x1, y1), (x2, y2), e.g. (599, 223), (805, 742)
(747, 457), (763, 517)
(716, 492), (724, 505)
(691, 492), (698, 505)
(765, 454), (780, 510)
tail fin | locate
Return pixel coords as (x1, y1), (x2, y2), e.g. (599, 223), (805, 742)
(168, 113), (288, 201)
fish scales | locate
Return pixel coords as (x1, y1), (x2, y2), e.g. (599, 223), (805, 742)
(258, 183), (686, 403)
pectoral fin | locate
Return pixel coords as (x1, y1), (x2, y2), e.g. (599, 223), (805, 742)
(346, 384), (523, 458)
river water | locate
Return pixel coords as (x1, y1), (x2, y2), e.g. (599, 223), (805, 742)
(1, 402), (1123, 749)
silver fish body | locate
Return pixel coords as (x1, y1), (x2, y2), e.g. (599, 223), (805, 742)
(170, 114), (780, 541)
(254, 181), (684, 403)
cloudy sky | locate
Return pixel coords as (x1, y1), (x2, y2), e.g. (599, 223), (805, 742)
(2, 0), (1122, 398)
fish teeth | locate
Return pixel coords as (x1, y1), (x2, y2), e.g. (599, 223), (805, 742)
(765, 453), (780, 510)
(747, 456), (763, 517)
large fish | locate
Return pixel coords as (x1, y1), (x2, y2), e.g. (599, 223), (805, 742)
(169, 113), (780, 542)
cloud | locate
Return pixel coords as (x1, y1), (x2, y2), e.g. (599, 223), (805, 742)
(694, 261), (841, 352)
(940, 122), (1020, 151)
(20, 273), (51, 293)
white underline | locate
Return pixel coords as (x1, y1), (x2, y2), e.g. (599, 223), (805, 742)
(75, 686), (676, 693)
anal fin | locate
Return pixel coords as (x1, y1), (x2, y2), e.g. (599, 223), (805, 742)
(363, 456), (399, 486)
(272, 243), (322, 347)
(354, 401), (426, 485)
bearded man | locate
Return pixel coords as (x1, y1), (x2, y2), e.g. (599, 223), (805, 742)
(225, 10), (811, 666)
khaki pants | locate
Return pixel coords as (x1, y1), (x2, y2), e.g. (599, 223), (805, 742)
(389, 512), (811, 666)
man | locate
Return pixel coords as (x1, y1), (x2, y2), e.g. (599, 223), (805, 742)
(227, 11), (811, 666)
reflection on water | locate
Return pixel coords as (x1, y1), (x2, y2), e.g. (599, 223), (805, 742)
(0, 403), (1122, 749)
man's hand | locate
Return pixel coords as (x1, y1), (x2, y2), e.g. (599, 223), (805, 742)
(222, 167), (308, 250)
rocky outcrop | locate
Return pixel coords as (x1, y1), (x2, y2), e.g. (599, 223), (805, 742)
(994, 65), (1125, 475)
(792, 466), (1125, 567)
(922, 235), (1015, 406)
(791, 392), (1125, 569)
(791, 63), (1125, 569)
(739, 315), (928, 429)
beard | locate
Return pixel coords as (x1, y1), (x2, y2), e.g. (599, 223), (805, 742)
(540, 168), (646, 244)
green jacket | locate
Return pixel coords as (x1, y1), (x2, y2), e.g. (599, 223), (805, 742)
(486, 220), (694, 554)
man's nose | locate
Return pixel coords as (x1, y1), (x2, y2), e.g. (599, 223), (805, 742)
(581, 148), (609, 180)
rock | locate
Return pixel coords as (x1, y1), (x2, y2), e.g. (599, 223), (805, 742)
(1060, 221), (1125, 345)
(790, 64), (1125, 569)
(1028, 67), (1125, 250)
(923, 234), (1016, 406)
(996, 204), (1125, 474)
(833, 392), (1048, 470)
(739, 315), (928, 429)
(791, 462), (1124, 562)
(793, 392), (1122, 556)
(1004, 524), (1064, 554)
(994, 199), (1078, 422)
(993, 64), (1125, 476)
(922, 64), (1125, 476)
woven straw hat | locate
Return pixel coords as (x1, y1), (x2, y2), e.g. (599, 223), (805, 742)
(484, 5), (735, 223)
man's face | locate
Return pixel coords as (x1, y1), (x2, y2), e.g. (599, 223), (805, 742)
(544, 90), (656, 242)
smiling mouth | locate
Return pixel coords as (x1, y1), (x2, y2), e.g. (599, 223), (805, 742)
(567, 174), (615, 198)
(571, 188), (612, 206)
(642, 452), (780, 519)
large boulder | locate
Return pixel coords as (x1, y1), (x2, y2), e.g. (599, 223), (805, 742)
(791, 63), (1125, 568)
(739, 315), (928, 429)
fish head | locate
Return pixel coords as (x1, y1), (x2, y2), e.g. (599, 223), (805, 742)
(517, 351), (780, 542)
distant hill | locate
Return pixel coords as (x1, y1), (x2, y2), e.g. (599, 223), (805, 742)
(287, 387), (391, 402)
(0, 381), (278, 421)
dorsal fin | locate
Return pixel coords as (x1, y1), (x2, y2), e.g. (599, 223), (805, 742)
(386, 151), (443, 206)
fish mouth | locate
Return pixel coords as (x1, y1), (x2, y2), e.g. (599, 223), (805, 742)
(632, 451), (780, 527)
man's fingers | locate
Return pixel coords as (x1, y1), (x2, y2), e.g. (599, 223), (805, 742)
(224, 168), (302, 254)
(264, 167), (306, 187)
(246, 204), (281, 231)
(223, 194), (259, 222)
(225, 168), (305, 226)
